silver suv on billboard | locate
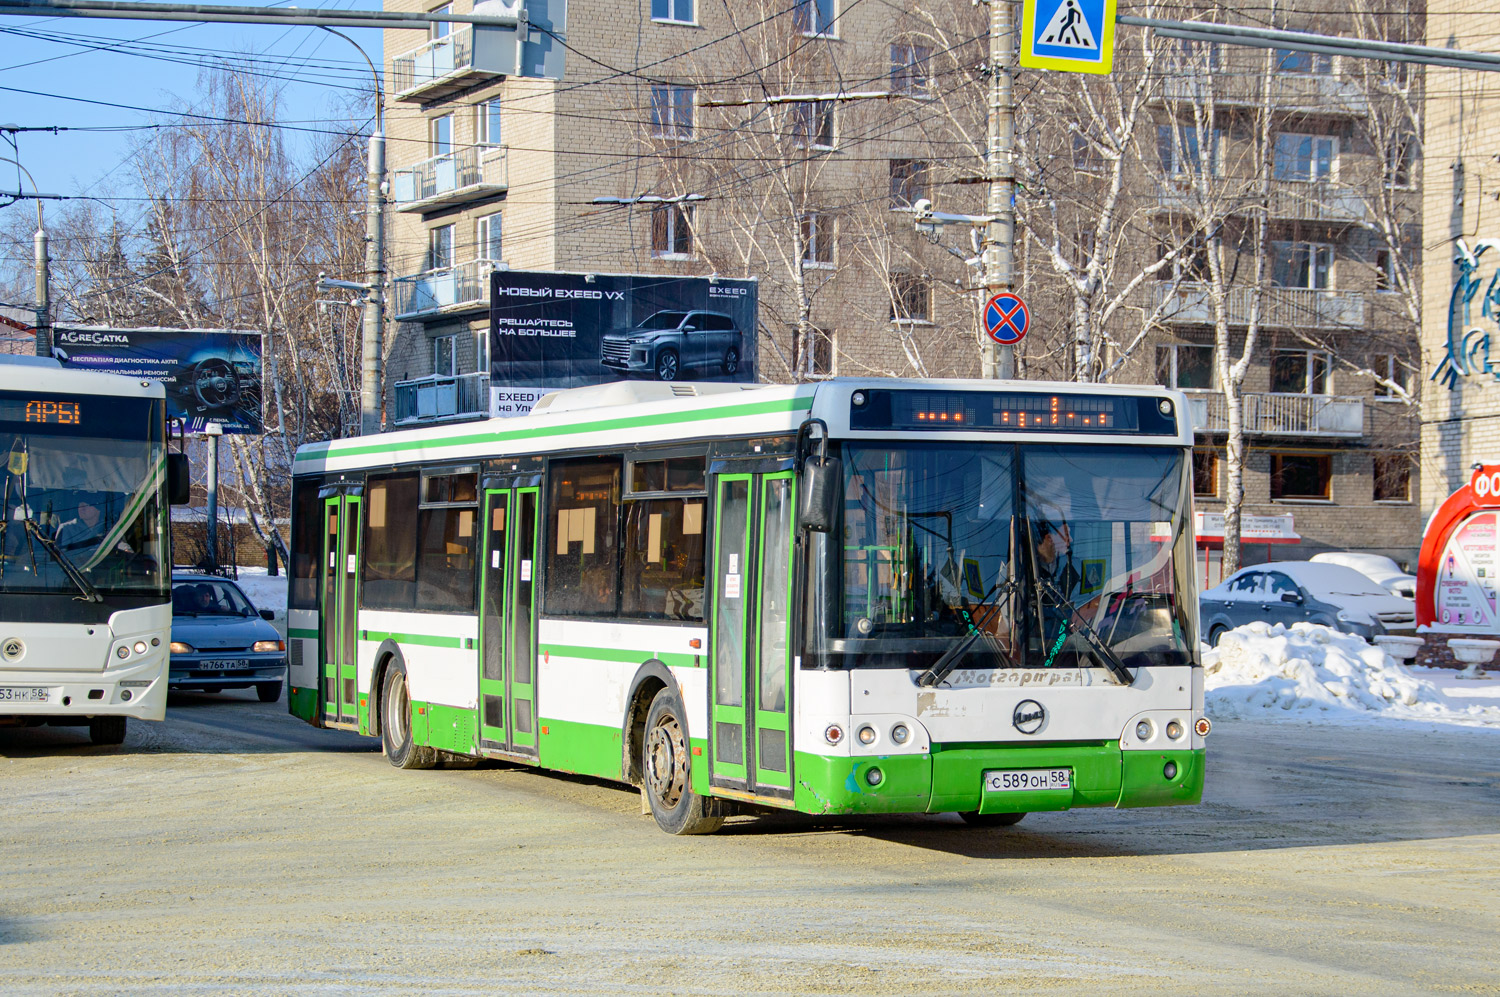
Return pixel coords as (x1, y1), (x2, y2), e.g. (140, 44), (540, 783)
(599, 310), (743, 381)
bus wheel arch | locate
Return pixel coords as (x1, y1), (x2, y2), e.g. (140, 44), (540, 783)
(622, 659), (675, 785)
(367, 639), (407, 739)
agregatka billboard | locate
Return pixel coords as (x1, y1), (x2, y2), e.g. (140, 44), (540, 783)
(50, 326), (264, 434)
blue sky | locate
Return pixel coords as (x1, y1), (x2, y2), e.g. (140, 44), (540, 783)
(0, 1), (385, 200)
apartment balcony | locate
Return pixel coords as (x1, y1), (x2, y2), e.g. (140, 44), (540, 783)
(1147, 281), (1365, 330)
(1160, 70), (1368, 116)
(392, 147), (509, 213)
(394, 258), (505, 321)
(1186, 390), (1365, 437)
(391, 26), (512, 102)
(393, 372), (491, 426)
(1154, 180), (1366, 224)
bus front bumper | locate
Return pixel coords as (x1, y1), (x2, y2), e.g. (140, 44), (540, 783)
(0, 657), (168, 723)
(791, 742), (1205, 816)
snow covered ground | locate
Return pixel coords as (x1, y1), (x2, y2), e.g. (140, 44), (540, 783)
(1204, 622), (1500, 729)
(232, 567), (288, 620)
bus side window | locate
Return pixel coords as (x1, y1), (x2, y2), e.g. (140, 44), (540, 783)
(545, 457), (622, 618)
(621, 497), (706, 621)
(363, 473), (419, 610)
(289, 477), (322, 609)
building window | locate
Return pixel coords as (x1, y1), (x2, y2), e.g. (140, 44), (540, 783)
(1271, 453), (1332, 500)
(890, 273), (930, 323)
(792, 327), (835, 376)
(793, 0), (835, 36)
(890, 43), (932, 95)
(1385, 132), (1416, 188)
(476, 212), (502, 263)
(1372, 352), (1409, 399)
(1271, 242), (1332, 289)
(428, 3), (451, 39)
(651, 204), (693, 257)
(1373, 453), (1412, 502)
(433, 334), (457, 377)
(651, 0), (694, 22)
(1273, 133), (1335, 182)
(801, 213), (833, 267)
(889, 159), (927, 207)
(790, 100), (834, 149)
(1155, 343), (1215, 390)
(427, 224), (454, 271)
(1276, 49), (1332, 74)
(476, 99), (501, 147)
(1157, 236), (1210, 282)
(650, 84), (695, 140)
(1193, 449), (1219, 498)
(475, 327), (489, 374)
(545, 457), (622, 618)
(1158, 124), (1218, 176)
(1172, 38), (1220, 70)
(429, 114), (452, 157)
(1374, 249), (1394, 291)
(1271, 349), (1331, 394)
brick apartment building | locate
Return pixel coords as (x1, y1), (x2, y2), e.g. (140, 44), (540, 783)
(375, 0), (1423, 579)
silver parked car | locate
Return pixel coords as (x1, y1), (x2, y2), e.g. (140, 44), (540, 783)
(1309, 552), (1417, 600)
(1200, 561), (1417, 646)
(169, 575), (287, 702)
(599, 310), (743, 381)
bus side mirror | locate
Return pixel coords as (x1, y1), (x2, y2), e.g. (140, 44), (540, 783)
(167, 453), (191, 505)
(800, 455), (841, 532)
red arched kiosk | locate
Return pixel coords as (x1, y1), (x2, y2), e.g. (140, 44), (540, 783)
(1417, 464), (1500, 632)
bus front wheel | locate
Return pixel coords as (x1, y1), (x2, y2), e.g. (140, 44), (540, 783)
(381, 663), (436, 770)
(643, 687), (723, 835)
(89, 716), (126, 746)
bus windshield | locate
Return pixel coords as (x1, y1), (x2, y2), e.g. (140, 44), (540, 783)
(809, 442), (1194, 672)
(0, 392), (168, 599)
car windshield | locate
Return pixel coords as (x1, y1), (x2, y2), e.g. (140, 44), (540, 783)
(635, 311), (690, 331)
(173, 580), (255, 617)
(1, 392), (168, 599)
(805, 443), (1195, 671)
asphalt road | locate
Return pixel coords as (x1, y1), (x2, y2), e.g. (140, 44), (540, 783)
(2, 692), (1498, 995)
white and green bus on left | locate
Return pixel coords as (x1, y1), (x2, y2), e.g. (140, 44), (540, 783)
(287, 378), (1208, 833)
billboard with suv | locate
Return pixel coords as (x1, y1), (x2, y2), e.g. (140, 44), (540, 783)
(489, 270), (758, 416)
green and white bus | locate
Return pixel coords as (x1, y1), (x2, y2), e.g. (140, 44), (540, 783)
(288, 379), (1207, 833)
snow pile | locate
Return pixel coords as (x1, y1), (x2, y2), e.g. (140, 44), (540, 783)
(233, 567), (288, 617)
(1203, 622), (1500, 728)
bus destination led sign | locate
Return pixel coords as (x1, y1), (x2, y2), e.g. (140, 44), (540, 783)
(0, 398), (82, 425)
(849, 389), (1178, 436)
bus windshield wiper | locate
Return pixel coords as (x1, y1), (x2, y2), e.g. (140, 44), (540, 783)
(916, 581), (1019, 688)
(20, 516), (102, 603)
(1031, 571), (1132, 685)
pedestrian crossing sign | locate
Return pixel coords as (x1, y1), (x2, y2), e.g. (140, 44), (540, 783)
(1020, 0), (1117, 75)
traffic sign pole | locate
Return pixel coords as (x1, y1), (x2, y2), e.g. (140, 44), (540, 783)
(983, 0), (1016, 380)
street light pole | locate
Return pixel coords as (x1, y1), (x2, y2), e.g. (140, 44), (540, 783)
(1, 156), (50, 357)
(323, 27), (385, 436)
(982, 0), (1016, 380)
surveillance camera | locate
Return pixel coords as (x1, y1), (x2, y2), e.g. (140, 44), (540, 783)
(912, 198), (934, 219)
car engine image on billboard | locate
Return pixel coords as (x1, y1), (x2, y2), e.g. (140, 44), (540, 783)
(489, 270), (758, 416)
(49, 326), (264, 434)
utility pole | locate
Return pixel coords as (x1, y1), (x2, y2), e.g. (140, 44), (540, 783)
(982, 0), (1017, 380)
(33, 223), (48, 359)
(204, 422), (221, 571)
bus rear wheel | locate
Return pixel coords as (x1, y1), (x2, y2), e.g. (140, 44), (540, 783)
(88, 716), (126, 746)
(960, 811), (1026, 828)
(381, 663), (436, 770)
(643, 687), (722, 835)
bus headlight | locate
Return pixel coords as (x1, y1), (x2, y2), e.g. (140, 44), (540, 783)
(890, 724), (910, 745)
(253, 640), (286, 653)
(1165, 720), (1184, 740)
(116, 646), (130, 659)
(169, 642), (194, 655)
(857, 725), (877, 745)
(133, 641), (148, 655)
(1135, 720), (1154, 741)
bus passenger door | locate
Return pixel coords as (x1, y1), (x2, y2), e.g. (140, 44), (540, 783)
(477, 486), (539, 757)
(320, 495), (362, 726)
(709, 471), (795, 799)
(478, 489), (510, 746)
